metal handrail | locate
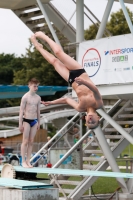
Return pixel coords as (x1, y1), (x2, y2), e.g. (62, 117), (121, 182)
(30, 112), (80, 162)
(32, 113), (85, 166)
(52, 129), (91, 169)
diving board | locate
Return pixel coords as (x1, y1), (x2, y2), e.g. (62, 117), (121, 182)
(0, 166), (133, 179)
(0, 178), (52, 190)
(0, 85), (68, 99)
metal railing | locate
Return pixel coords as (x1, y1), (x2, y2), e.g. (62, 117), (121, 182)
(30, 112), (80, 162)
(32, 113), (85, 166)
(52, 129), (91, 169)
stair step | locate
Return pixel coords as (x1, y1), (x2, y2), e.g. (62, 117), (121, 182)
(124, 107), (133, 112)
(32, 26), (46, 32)
(84, 150), (102, 154)
(83, 157), (102, 162)
(15, 5), (37, 12)
(105, 135), (123, 139)
(83, 164), (96, 170)
(29, 24), (55, 33)
(90, 142), (116, 147)
(116, 121), (133, 125)
(57, 180), (80, 185)
(26, 18), (45, 25)
(19, 10), (42, 19)
(105, 128), (130, 132)
(118, 114), (133, 118)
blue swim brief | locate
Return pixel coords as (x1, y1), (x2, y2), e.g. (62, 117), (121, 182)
(23, 118), (38, 127)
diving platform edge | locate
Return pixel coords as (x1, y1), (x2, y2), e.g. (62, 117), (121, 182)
(0, 177), (53, 190)
(0, 166), (133, 179)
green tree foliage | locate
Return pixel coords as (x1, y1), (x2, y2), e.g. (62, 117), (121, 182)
(13, 40), (67, 87)
(0, 53), (25, 84)
(106, 8), (133, 35)
(0, 53), (26, 107)
(84, 8), (133, 40)
(84, 23), (99, 40)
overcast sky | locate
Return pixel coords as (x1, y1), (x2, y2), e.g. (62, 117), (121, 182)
(0, 0), (133, 57)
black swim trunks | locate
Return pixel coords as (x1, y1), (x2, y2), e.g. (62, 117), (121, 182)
(68, 68), (86, 85)
(23, 118), (38, 127)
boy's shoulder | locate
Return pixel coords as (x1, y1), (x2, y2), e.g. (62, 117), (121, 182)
(36, 93), (41, 98)
(22, 92), (28, 99)
(36, 94), (41, 101)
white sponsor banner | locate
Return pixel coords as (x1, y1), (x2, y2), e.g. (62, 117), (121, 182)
(78, 34), (133, 85)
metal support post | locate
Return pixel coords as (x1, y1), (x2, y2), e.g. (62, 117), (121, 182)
(116, 191), (119, 200)
(96, 0), (114, 39)
(119, 0), (133, 35)
(127, 159), (133, 192)
(79, 113), (83, 138)
(126, 160), (128, 173)
(36, 0), (61, 45)
(94, 126), (128, 192)
(97, 108), (133, 145)
(76, 0), (84, 59)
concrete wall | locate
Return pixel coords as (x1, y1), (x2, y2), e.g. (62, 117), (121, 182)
(0, 187), (59, 200)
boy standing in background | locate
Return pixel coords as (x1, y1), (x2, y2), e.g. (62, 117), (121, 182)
(19, 78), (41, 168)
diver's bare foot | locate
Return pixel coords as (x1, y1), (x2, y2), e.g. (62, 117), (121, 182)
(22, 162), (29, 168)
(35, 31), (47, 40)
(26, 162), (33, 168)
(30, 35), (43, 50)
